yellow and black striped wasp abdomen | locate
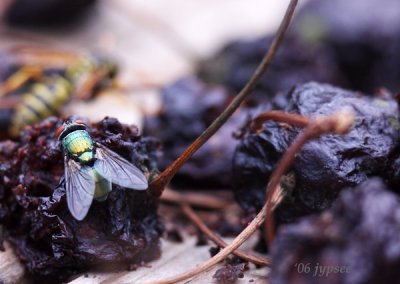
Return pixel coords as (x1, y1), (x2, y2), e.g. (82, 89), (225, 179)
(9, 75), (72, 136)
(65, 56), (118, 99)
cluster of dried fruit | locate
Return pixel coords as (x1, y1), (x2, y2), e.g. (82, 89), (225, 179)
(270, 179), (400, 284)
(1, 0), (400, 282)
(0, 117), (162, 282)
(233, 82), (399, 225)
(200, 0), (400, 94)
(144, 0), (400, 283)
(144, 77), (244, 189)
(148, 0), (400, 195)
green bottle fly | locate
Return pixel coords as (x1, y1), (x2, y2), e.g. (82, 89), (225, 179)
(56, 120), (148, 220)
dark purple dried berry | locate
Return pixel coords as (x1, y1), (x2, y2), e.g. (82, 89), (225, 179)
(233, 82), (399, 225)
(209, 246), (221, 257)
(198, 33), (345, 100)
(213, 263), (247, 284)
(270, 178), (400, 284)
(144, 77), (242, 189)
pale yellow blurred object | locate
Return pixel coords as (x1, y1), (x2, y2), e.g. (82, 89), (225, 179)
(64, 90), (144, 129)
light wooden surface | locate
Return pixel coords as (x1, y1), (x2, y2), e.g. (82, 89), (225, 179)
(0, 0), (299, 282)
(68, 235), (268, 284)
(0, 242), (26, 284)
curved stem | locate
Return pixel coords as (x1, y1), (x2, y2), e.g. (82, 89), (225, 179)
(264, 111), (355, 244)
(152, 203), (267, 284)
(149, 0), (299, 196)
(161, 187), (230, 210)
(251, 110), (310, 131)
(181, 203), (270, 267)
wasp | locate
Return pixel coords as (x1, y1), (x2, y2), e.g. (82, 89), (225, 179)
(0, 47), (118, 138)
(56, 120), (148, 220)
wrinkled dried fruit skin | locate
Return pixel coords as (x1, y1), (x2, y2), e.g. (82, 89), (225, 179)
(270, 178), (400, 284)
(0, 117), (163, 282)
(198, 33), (345, 101)
(295, 0), (400, 92)
(144, 77), (241, 189)
(233, 82), (400, 225)
(213, 263), (246, 284)
(213, 256), (248, 284)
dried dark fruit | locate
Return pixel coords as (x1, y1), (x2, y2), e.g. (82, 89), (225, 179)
(213, 263), (247, 284)
(213, 256), (249, 284)
(233, 82), (399, 225)
(386, 154), (400, 189)
(199, 0), (400, 96)
(0, 116), (163, 282)
(295, 0), (400, 93)
(198, 33), (345, 101)
(269, 178), (400, 284)
(144, 77), (242, 189)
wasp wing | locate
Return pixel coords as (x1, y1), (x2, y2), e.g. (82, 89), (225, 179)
(64, 156), (96, 220)
(94, 143), (148, 190)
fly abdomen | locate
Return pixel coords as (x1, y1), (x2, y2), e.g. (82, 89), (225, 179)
(62, 129), (94, 163)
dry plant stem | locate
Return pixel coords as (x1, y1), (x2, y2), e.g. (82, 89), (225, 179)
(264, 111), (355, 245)
(162, 188), (270, 265)
(161, 188), (230, 210)
(181, 203), (271, 267)
(150, 0), (299, 196)
(149, 2), (299, 282)
(251, 110), (310, 131)
(152, 204), (267, 284)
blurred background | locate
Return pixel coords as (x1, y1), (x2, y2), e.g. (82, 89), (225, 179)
(0, 0), (293, 130)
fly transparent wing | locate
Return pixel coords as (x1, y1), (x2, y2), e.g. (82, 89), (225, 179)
(94, 143), (148, 190)
(64, 156), (96, 220)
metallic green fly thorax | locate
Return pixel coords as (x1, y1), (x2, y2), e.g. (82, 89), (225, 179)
(62, 129), (94, 163)
(57, 120), (148, 221)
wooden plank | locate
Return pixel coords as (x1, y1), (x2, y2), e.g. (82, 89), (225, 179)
(0, 242), (26, 284)
(69, 236), (268, 284)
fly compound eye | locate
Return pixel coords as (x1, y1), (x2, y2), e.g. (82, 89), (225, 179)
(55, 125), (65, 139)
(75, 120), (87, 126)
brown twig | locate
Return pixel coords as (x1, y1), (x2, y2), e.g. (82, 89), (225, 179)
(251, 110), (310, 132)
(162, 188), (269, 265)
(152, 203), (267, 284)
(161, 188), (269, 265)
(148, 1), (299, 283)
(151, 110), (354, 284)
(181, 203), (271, 267)
(149, 0), (299, 197)
(264, 110), (355, 245)
(161, 187), (231, 210)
